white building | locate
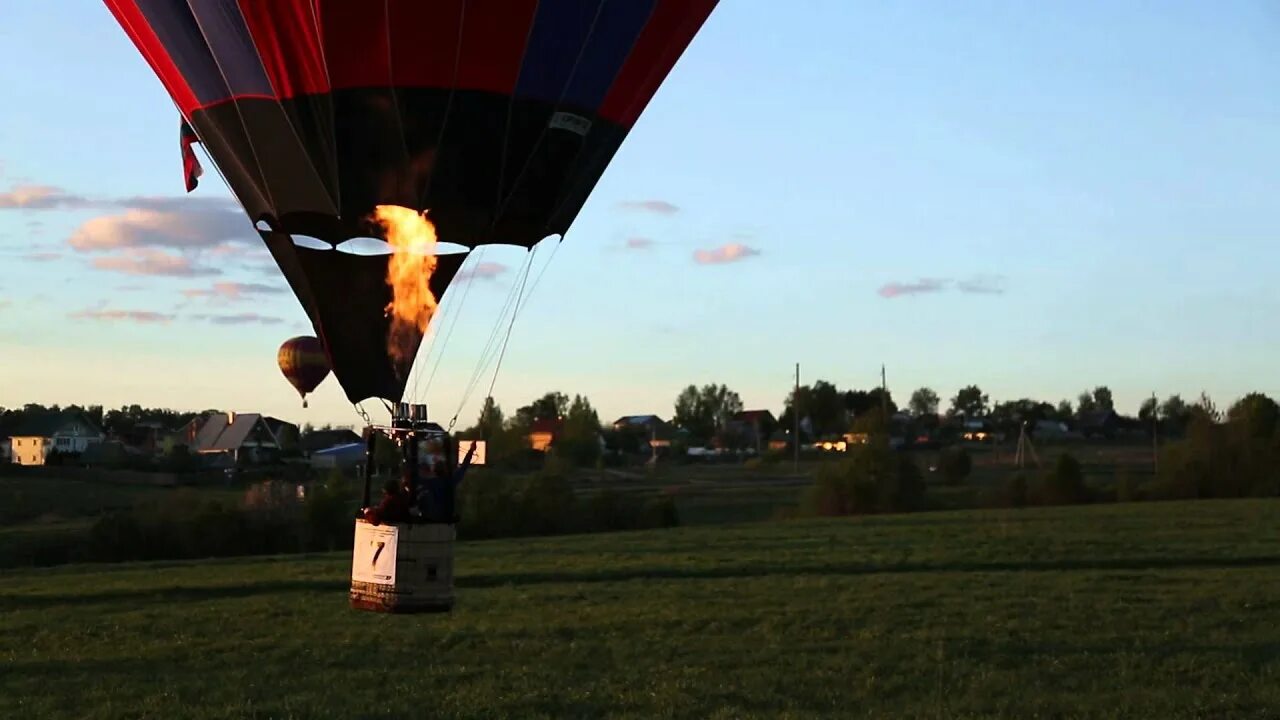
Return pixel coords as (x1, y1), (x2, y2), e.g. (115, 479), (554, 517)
(8, 411), (105, 466)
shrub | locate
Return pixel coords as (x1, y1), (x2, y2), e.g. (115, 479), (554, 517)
(518, 469), (579, 535)
(639, 496), (680, 528)
(937, 446), (972, 486)
(585, 490), (646, 531)
(761, 448), (786, 465)
(1006, 473), (1028, 508)
(1115, 470), (1137, 503)
(1041, 453), (1088, 505)
(799, 442), (925, 517)
(303, 470), (359, 551)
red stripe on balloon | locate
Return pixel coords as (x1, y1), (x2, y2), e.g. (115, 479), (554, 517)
(598, 0), (717, 127)
(237, 0), (330, 98)
(104, 0), (200, 113)
(387, 0), (465, 88)
(454, 0), (539, 94)
(315, 0), (390, 89)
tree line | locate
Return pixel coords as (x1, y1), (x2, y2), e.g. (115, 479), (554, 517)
(5, 382), (1273, 466)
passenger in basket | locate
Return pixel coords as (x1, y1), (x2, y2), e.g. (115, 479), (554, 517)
(362, 478), (411, 525)
(427, 441), (476, 523)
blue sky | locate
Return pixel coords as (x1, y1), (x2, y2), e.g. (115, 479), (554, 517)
(1, 1), (1278, 428)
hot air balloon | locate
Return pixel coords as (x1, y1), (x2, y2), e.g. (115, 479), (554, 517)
(104, 0), (719, 614)
(277, 335), (330, 408)
(103, 0), (719, 406)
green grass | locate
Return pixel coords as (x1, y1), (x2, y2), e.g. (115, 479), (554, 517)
(4, 499), (1280, 718)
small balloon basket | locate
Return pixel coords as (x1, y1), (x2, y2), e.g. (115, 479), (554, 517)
(349, 518), (456, 614)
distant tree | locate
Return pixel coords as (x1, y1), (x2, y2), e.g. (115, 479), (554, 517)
(842, 389), (877, 417)
(1160, 395), (1187, 419)
(779, 386), (813, 442)
(1092, 386), (1115, 413)
(558, 395), (602, 466)
(476, 397), (504, 437)
(459, 398), (527, 466)
(1227, 393), (1280, 439)
(909, 387), (940, 418)
(867, 388), (897, 416)
(809, 380), (846, 436)
(1055, 400), (1073, 419)
(991, 399), (1055, 433)
(1138, 397), (1159, 424)
(674, 383), (743, 446)
(850, 407), (889, 437)
(1076, 391), (1098, 416)
(673, 386), (704, 439)
(949, 385), (989, 418)
(514, 392), (569, 432)
(1160, 394), (1191, 435)
(1191, 392), (1221, 424)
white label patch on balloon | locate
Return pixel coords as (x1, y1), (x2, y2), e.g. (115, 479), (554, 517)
(549, 112), (592, 136)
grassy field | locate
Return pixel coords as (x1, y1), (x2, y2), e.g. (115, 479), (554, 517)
(4, 498), (1280, 718)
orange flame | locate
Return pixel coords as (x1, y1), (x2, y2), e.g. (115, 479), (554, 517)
(370, 205), (439, 375)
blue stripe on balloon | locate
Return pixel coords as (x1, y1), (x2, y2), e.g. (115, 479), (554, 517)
(560, 0), (656, 110)
(517, 0), (657, 108)
(187, 0), (274, 98)
(133, 0), (272, 106)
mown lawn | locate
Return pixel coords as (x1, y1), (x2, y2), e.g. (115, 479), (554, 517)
(3, 499), (1280, 718)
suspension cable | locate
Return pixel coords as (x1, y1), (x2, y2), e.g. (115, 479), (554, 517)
(449, 250), (537, 430)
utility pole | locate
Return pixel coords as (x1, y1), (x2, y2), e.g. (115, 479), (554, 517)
(880, 364), (888, 418)
(794, 362), (800, 472)
(1151, 391), (1159, 475)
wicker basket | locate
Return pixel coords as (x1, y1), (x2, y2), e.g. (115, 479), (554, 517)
(349, 518), (456, 613)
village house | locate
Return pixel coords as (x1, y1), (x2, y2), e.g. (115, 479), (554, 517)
(612, 414), (674, 448)
(300, 428), (362, 456)
(190, 411), (299, 465)
(527, 416), (563, 452)
(7, 410), (105, 466)
(727, 409), (777, 452)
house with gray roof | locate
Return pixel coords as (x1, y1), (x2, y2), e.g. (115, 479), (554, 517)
(190, 411), (298, 465)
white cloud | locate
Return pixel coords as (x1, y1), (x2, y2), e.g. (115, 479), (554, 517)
(91, 248), (220, 277)
(69, 206), (248, 252)
(190, 312), (285, 325)
(0, 185), (94, 210)
(69, 308), (175, 324)
(183, 281), (286, 301)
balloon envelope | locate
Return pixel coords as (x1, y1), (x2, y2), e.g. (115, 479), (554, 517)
(278, 335), (331, 401)
(104, 0), (718, 403)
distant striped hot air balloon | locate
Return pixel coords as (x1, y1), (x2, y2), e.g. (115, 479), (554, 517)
(278, 336), (330, 408)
